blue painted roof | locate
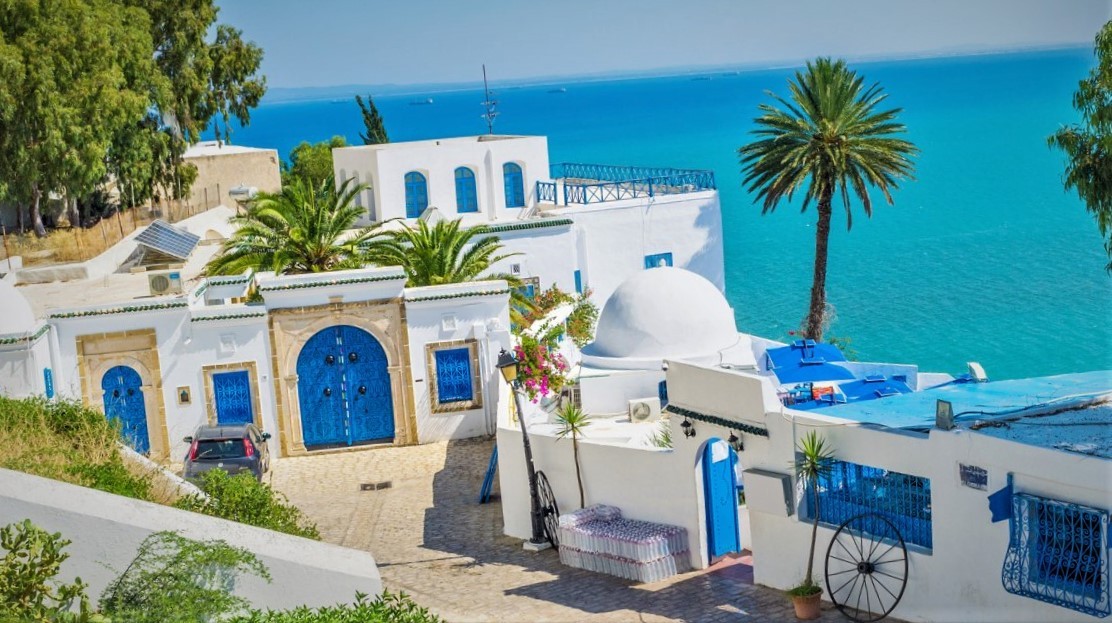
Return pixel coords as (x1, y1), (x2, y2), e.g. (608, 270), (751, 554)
(765, 340), (855, 384)
(810, 370), (1112, 431)
(786, 376), (914, 411)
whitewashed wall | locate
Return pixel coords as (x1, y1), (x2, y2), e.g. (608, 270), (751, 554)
(0, 468), (382, 611)
(0, 331), (49, 397)
(487, 223), (578, 295)
(579, 368), (663, 415)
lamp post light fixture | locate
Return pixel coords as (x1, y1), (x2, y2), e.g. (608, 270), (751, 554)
(496, 348), (551, 551)
(728, 431), (744, 453)
(681, 417), (696, 438)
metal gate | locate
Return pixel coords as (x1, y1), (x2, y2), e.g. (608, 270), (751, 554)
(212, 370), (254, 425)
(101, 365), (150, 454)
(703, 438), (741, 558)
(296, 325), (394, 448)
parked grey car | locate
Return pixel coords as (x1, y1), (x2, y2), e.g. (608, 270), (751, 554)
(183, 423), (271, 482)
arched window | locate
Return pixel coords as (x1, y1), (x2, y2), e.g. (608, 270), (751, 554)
(455, 167), (478, 213)
(503, 162), (525, 208)
(404, 171), (428, 218)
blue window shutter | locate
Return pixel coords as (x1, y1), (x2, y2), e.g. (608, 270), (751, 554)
(574, 270), (582, 294)
(435, 348), (474, 403)
(644, 252), (673, 269)
(404, 172), (428, 218)
(503, 163), (525, 207)
(455, 167), (478, 213)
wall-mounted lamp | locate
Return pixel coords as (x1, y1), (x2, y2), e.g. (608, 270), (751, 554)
(728, 431), (743, 452)
(681, 417), (696, 438)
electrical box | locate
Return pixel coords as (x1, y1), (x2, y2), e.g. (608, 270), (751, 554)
(742, 468), (795, 517)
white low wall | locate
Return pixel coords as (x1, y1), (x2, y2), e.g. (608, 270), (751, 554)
(0, 469), (382, 610)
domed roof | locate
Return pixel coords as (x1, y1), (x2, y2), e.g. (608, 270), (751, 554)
(0, 281), (37, 335)
(581, 267), (741, 370)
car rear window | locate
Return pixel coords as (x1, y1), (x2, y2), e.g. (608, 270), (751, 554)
(195, 438), (245, 460)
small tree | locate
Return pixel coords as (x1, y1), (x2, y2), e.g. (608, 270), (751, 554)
(0, 519), (91, 620)
(356, 94), (389, 145)
(283, 136), (348, 188)
(554, 403), (591, 508)
(790, 430), (835, 596)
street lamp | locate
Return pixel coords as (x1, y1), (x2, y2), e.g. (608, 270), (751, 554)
(496, 348), (550, 551)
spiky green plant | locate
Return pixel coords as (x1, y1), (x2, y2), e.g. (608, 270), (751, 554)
(206, 178), (387, 275)
(740, 58), (918, 342)
(791, 430), (836, 593)
(554, 403), (591, 508)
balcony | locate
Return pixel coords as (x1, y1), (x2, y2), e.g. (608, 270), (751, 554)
(536, 162), (716, 206)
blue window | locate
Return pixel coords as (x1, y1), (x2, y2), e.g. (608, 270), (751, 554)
(1002, 494), (1109, 617)
(434, 348), (474, 403)
(404, 171), (428, 218)
(455, 167), (478, 213)
(644, 252), (673, 269)
(574, 270), (583, 294)
(503, 163), (525, 208)
(658, 380), (668, 407)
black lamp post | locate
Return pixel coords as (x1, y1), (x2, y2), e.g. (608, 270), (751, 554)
(496, 348), (549, 549)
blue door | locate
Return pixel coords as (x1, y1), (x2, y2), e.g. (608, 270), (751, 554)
(101, 365), (150, 454)
(703, 438), (741, 558)
(296, 326), (394, 448)
(212, 370), (253, 425)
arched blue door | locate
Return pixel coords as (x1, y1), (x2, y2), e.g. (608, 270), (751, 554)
(296, 325), (394, 448)
(503, 162), (524, 207)
(101, 365), (150, 454)
(404, 171), (428, 218)
(703, 437), (741, 559)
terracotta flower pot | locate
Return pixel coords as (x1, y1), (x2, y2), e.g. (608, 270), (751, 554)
(790, 588), (823, 620)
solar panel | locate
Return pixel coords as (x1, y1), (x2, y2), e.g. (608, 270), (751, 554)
(135, 220), (200, 261)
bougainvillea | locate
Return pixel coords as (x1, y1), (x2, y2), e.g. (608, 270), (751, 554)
(514, 333), (569, 403)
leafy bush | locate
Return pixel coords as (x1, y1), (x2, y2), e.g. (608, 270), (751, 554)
(0, 519), (93, 622)
(230, 591), (444, 623)
(100, 531), (269, 623)
(175, 470), (320, 540)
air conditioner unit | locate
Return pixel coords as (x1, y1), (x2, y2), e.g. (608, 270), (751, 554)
(628, 397), (662, 423)
(148, 271), (183, 296)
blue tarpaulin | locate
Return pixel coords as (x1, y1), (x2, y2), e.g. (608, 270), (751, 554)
(765, 340), (855, 384)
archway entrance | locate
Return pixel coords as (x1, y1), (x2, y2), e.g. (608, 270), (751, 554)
(296, 325), (394, 449)
(702, 437), (741, 559)
(101, 365), (150, 454)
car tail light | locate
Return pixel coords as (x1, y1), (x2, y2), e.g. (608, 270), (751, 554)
(187, 439), (199, 461)
(243, 437), (255, 458)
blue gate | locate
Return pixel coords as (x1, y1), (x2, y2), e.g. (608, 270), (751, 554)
(212, 370), (254, 425)
(296, 325), (394, 448)
(702, 438), (741, 559)
(101, 365), (150, 454)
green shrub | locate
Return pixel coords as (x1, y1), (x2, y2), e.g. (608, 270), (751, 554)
(230, 591), (444, 623)
(0, 519), (94, 622)
(175, 470), (320, 540)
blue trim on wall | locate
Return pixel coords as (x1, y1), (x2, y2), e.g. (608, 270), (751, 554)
(644, 252), (673, 269)
(574, 270), (582, 294)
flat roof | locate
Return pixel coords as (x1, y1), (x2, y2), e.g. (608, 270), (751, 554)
(183, 141), (275, 158)
(972, 402), (1111, 459)
(334, 134), (539, 152)
(810, 370), (1112, 430)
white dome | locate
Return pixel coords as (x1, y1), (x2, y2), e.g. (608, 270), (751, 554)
(581, 267), (741, 369)
(0, 281), (36, 335)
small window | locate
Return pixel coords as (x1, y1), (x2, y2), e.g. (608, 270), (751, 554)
(658, 380), (668, 407)
(644, 253), (673, 269)
(515, 276), (540, 301)
(503, 162), (525, 208)
(404, 171), (428, 218)
(455, 167), (478, 213)
(574, 270), (583, 294)
(434, 348), (473, 403)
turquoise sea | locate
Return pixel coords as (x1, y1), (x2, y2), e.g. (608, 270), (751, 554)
(222, 49), (1111, 380)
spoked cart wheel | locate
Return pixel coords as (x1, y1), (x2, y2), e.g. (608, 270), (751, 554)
(824, 513), (908, 622)
(535, 470), (560, 548)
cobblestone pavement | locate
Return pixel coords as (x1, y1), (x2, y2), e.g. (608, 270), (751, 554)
(268, 438), (837, 622)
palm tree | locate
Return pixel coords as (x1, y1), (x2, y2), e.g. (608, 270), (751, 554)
(792, 430), (835, 594)
(740, 58), (918, 342)
(206, 178), (386, 276)
(554, 403), (591, 508)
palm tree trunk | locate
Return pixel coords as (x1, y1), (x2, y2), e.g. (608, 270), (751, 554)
(573, 434), (585, 508)
(805, 478), (821, 588)
(30, 184), (47, 238)
(805, 194), (833, 341)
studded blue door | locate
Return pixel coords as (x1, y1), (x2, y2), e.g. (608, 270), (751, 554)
(296, 325), (394, 448)
(703, 438), (741, 558)
(213, 370), (253, 425)
(101, 366), (150, 454)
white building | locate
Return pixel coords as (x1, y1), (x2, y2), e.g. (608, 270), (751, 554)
(332, 135), (724, 306)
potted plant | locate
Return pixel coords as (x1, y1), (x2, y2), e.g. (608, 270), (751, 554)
(788, 430), (835, 619)
(553, 402), (590, 508)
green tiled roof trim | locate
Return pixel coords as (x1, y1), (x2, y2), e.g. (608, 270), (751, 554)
(191, 312), (267, 323)
(207, 275), (253, 286)
(482, 218), (573, 234)
(663, 404), (770, 437)
(258, 274), (404, 292)
(0, 324), (50, 345)
(49, 300), (188, 319)
(406, 288), (510, 303)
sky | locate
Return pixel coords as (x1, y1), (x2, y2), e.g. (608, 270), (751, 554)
(215, 0), (1111, 88)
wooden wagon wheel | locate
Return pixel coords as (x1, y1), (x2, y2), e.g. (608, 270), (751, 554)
(535, 470), (560, 548)
(824, 513), (909, 622)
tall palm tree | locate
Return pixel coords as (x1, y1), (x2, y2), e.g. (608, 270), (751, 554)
(740, 58), (918, 342)
(206, 178), (385, 276)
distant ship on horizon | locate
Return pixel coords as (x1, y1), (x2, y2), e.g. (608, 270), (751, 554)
(548, 87), (567, 94)
(410, 97), (434, 105)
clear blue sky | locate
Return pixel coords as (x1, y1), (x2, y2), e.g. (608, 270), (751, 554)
(215, 0), (1110, 88)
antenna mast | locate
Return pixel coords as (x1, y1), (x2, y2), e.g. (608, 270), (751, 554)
(481, 64), (498, 134)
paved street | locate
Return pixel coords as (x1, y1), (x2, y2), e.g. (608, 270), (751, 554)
(268, 438), (825, 622)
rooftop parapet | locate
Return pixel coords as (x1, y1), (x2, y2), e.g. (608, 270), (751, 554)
(538, 162), (716, 206)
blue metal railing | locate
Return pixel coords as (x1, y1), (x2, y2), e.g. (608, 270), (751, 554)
(803, 460), (933, 550)
(1002, 493), (1110, 617)
(539, 162), (716, 205)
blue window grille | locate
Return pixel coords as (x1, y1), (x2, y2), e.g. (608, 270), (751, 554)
(574, 270), (583, 294)
(434, 348), (474, 403)
(1002, 493), (1110, 617)
(658, 380), (668, 407)
(404, 171), (428, 218)
(503, 163), (525, 207)
(455, 167), (478, 213)
(803, 459), (933, 550)
(644, 252), (673, 269)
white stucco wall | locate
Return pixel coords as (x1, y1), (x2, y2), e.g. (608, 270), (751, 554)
(0, 468), (382, 611)
(578, 368), (664, 416)
(487, 223), (578, 295)
(0, 331), (49, 398)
